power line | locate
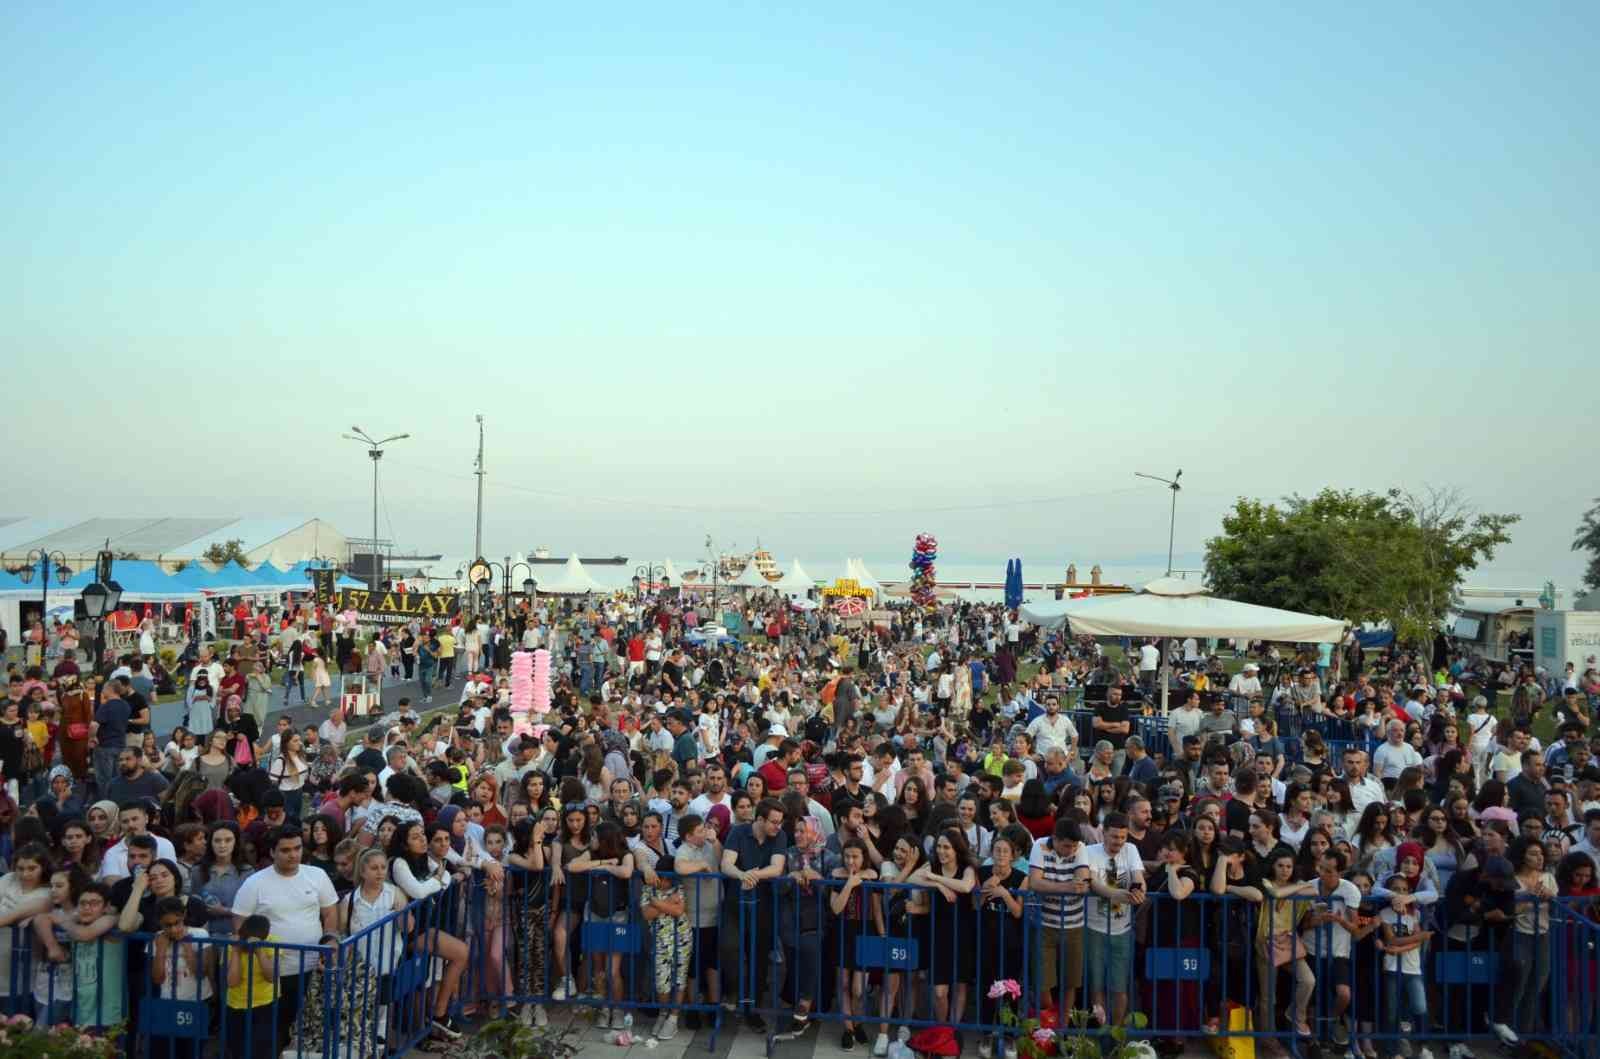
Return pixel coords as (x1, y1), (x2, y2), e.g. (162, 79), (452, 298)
(385, 457), (1152, 517)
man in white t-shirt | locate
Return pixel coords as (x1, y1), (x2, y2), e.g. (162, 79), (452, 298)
(1027, 696), (1076, 757)
(1082, 812), (1145, 1028)
(232, 827), (340, 1041)
(1464, 695), (1497, 781)
(1227, 663), (1263, 702)
(1371, 721), (1423, 781)
(1342, 748), (1388, 816)
(1181, 637), (1200, 664)
(1138, 641), (1160, 680)
(1301, 849), (1362, 1043)
(98, 802), (177, 881)
(1166, 690), (1204, 758)
(687, 762), (735, 818)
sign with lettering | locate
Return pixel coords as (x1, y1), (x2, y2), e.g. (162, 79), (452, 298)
(335, 588), (462, 626)
(822, 577), (874, 600)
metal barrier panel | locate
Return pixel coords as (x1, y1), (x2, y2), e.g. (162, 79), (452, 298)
(4, 875), (1595, 1057)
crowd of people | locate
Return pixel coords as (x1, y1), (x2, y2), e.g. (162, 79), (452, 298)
(0, 590), (1597, 1059)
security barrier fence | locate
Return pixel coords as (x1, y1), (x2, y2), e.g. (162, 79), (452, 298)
(5, 868), (1596, 1059)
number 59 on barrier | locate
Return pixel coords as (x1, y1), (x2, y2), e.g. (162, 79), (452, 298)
(142, 999), (210, 1039)
(855, 936), (920, 970)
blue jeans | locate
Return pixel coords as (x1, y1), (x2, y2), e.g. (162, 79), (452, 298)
(1383, 971), (1427, 1034)
(419, 666), (435, 699)
(1505, 930), (1551, 1032)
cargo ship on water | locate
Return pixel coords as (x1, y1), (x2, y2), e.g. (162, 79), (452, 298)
(528, 547), (628, 566)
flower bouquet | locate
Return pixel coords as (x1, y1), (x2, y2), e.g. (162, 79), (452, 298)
(0, 1015), (124, 1059)
(986, 980), (1154, 1059)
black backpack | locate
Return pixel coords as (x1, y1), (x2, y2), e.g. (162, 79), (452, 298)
(589, 869), (630, 918)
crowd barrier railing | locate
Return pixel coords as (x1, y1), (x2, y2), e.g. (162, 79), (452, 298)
(5, 873), (1596, 1059)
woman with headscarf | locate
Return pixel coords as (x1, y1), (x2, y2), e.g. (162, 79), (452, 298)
(86, 798), (121, 855)
(1370, 840), (1441, 918)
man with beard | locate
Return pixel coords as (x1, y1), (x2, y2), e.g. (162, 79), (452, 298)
(106, 746), (168, 804)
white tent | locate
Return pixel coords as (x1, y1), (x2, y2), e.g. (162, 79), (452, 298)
(728, 557), (775, 589)
(537, 554), (606, 595)
(1020, 577), (1346, 713)
(660, 559), (691, 587)
(845, 558), (888, 602)
(1020, 577), (1345, 642)
(774, 559), (817, 594)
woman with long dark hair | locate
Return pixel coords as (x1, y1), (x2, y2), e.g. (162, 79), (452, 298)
(566, 821), (635, 1029)
(549, 803), (592, 1001)
(386, 820), (471, 1039)
(195, 821), (252, 937)
(912, 827), (976, 1026)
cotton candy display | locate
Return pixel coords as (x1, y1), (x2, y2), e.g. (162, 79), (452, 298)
(510, 651), (534, 713)
(908, 532), (938, 607)
(532, 648), (552, 714)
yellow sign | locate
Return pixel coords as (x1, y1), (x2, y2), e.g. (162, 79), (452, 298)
(822, 578), (874, 600)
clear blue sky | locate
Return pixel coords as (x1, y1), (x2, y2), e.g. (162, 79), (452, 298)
(3, 3), (1595, 586)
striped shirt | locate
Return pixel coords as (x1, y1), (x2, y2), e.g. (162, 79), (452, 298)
(1031, 839), (1087, 930)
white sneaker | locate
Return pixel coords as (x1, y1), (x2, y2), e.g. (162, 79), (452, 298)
(1489, 1022), (1518, 1046)
(518, 1005), (535, 1027)
(1004, 1044), (1017, 1059)
(1447, 1046), (1472, 1059)
(596, 1008), (612, 1029)
(1417, 1048), (1435, 1059)
(873, 1032), (890, 1057)
(534, 1004), (548, 1027)
(658, 1015), (678, 1040)
(979, 1039), (993, 1059)
(552, 976), (575, 1001)
(652, 1014), (666, 1038)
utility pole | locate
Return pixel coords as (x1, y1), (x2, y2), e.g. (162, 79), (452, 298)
(474, 415), (486, 561)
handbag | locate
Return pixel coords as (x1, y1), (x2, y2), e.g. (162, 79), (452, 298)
(20, 733), (45, 775)
(66, 722), (90, 741)
(1269, 931), (1307, 967)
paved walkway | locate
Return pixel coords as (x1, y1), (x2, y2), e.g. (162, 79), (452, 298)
(149, 671), (453, 736)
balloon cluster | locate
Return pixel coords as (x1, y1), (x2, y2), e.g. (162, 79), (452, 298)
(908, 532), (939, 607)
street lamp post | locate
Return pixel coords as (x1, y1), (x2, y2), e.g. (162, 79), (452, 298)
(342, 427), (410, 591)
(461, 557), (535, 621)
(1134, 468), (1183, 717)
(12, 549), (73, 632)
(1135, 469), (1183, 576)
(633, 563), (668, 602)
(79, 547), (122, 674)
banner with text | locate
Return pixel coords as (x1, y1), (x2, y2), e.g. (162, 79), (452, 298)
(336, 588), (461, 625)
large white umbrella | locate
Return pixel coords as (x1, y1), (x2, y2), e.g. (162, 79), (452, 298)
(1021, 577), (1346, 712)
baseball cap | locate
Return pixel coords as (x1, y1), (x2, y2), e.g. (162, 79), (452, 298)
(1243, 663), (1259, 672)
(767, 723), (788, 737)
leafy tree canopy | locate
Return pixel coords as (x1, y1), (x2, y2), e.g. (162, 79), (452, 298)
(1204, 487), (1518, 644)
(202, 538), (248, 566)
(1574, 497), (1600, 592)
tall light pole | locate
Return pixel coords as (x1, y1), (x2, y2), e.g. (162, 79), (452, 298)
(343, 427), (410, 590)
(12, 549), (73, 627)
(1135, 468), (1183, 717)
(1135, 469), (1183, 576)
(473, 415), (486, 563)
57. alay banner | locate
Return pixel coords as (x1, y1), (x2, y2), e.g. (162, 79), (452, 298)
(336, 588), (461, 625)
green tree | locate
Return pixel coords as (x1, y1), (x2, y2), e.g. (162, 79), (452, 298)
(1574, 497), (1600, 591)
(1205, 487), (1518, 644)
(202, 539), (248, 565)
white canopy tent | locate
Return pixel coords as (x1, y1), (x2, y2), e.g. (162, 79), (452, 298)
(729, 559), (775, 589)
(1020, 577), (1346, 713)
(845, 558), (888, 602)
(536, 554), (607, 595)
(660, 559), (691, 588)
(773, 559), (817, 595)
